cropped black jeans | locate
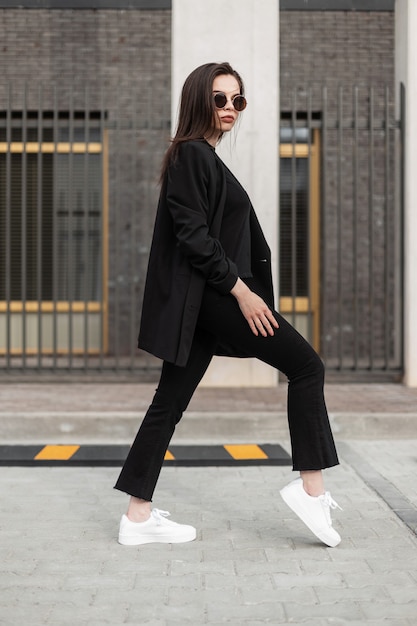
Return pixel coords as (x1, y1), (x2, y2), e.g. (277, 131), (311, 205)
(114, 280), (339, 501)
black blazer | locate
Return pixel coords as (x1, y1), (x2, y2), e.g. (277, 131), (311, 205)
(138, 140), (274, 367)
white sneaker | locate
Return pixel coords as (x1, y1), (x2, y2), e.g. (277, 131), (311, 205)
(118, 508), (197, 546)
(280, 478), (342, 547)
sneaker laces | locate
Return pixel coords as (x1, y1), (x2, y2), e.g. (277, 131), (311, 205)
(318, 492), (342, 525)
(151, 508), (170, 526)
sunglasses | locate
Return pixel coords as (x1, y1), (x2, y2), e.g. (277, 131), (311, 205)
(213, 92), (247, 112)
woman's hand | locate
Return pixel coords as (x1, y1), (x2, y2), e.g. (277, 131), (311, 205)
(230, 278), (279, 337)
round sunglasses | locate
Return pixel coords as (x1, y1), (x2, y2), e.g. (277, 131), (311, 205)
(213, 92), (247, 112)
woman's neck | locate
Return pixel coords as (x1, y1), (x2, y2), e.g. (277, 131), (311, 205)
(204, 130), (222, 147)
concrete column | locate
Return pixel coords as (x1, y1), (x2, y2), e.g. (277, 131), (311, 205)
(171, 0), (280, 386)
(395, 0), (417, 386)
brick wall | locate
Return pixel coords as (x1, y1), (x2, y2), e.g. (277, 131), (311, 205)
(0, 9), (170, 86)
(280, 11), (394, 93)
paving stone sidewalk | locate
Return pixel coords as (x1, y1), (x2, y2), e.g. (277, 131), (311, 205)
(1, 457), (417, 625)
(1, 383), (417, 624)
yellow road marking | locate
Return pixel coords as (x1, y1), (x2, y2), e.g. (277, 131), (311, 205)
(35, 445), (80, 461)
(224, 444), (268, 460)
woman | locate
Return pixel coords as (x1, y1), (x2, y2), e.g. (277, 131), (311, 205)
(115, 62), (341, 548)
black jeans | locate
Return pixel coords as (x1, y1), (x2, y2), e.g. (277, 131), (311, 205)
(114, 281), (339, 501)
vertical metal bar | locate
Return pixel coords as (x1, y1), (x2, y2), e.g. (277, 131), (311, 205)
(337, 86), (343, 369)
(384, 86), (390, 370)
(143, 78), (154, 373)
(129, 87), (138, 369)
(52, 86), (58, 370)
(399, 82), (405, 373)
(83, 86), (90, 370)
(144, 78), (155, 374)
(352, 86), (359, 370)
(291, 89), (297, 329)
(36, 84), (43, 370)
(307, 88), (313, 344)
(320, 86), (328, 363)
(5, 83), (12, 371)
(68, 89), (74, 369)
(99, 91), (105, 371)
(368, 87), (375, 370)
(114, 88), (121, 371)
(21, 84), (28, 369)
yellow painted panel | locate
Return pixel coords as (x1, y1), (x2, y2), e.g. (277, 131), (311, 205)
(164, 450), (175, 461)
(0, 301), (102, 313)
(279, 297), (310, 313)
(35, 445), (80, 461)
(280, 144), (311, 158)
(0, 142), (102, 153)
(0, 348), (101, 356)
(224, 444), (268, 460)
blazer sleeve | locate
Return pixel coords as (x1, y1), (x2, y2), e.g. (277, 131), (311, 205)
(166, 141), (238, 294)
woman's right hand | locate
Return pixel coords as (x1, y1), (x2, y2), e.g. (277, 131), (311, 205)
(230, 278), (279, 337)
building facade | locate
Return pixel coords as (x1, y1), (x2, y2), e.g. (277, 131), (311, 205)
(1, 0), (413, 385)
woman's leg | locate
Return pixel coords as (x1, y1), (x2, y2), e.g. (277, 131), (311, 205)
(115, 328), (216, 545)
(197, 285), (341, 547)
(114, 327), (216, 505)
(198, 286), (339, 474)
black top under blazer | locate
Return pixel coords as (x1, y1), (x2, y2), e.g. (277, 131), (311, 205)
(138, 139), (275, 367)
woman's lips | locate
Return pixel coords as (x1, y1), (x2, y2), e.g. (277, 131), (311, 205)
(221, 116), (234, 123)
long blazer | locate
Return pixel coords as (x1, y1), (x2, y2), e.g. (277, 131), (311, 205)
(138, 139), (275, 367)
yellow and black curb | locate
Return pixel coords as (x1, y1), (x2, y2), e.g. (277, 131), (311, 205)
(0, 443), (291, 467)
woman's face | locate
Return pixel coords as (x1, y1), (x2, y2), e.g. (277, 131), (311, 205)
(208, 74), (242, 144)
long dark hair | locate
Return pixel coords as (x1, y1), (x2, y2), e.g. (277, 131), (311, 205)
(160, 62), (245, 180)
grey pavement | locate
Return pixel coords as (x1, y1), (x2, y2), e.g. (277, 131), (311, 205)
(1, 382), (417, 625)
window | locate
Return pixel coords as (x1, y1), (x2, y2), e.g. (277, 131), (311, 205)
(0, 111), (107, 354)
(279, 127), (320, 350)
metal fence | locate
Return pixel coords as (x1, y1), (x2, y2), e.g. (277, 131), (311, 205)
(280, 83), (403, 379)
(0, 81), (168, 380)
(0, 82), (404, 380)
